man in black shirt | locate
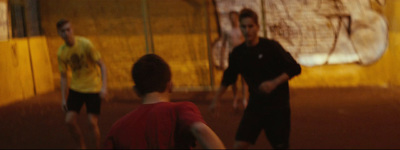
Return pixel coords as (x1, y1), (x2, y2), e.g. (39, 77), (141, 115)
(209, 8), (301, 149)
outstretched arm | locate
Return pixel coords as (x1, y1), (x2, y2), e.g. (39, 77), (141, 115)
(190, 122), (225, 149)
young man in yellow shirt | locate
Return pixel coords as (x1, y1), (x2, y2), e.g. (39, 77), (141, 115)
(57, 19), (107, 149)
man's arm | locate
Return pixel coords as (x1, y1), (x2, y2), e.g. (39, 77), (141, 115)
(178, 102), (224, 149)
(273, 41), (301, 79)
(190, 122), (225, 149)
(258, 41), (301, 94)
(96, 59), (108, 100)
(60, 72), (68, 112)
(259, 73), (289, 94)
(210, 46), (240, 112)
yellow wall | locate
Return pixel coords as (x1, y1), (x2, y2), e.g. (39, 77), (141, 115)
(40, 0), (147, 90)
(38, 0), (400, 91)
(39, 0), (213, 90)
(2, 0), (398, 106)
(29, 36), (55, 94)
(0, 37), (54, 106)
(0, 39), (34, 106)
(386, 0), (400, 86)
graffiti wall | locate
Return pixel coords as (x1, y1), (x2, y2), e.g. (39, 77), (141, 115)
(214, 0), (388, 66)
(0, 0), (8, 41)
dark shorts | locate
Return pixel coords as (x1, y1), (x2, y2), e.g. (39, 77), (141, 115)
(67, 89), (101, 115)
(235, 106), (291, 148)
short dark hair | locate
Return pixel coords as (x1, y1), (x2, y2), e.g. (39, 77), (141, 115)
(56, 19), (70, 29)
(239, 8), (259, 26)
(131, 54), (172, 96)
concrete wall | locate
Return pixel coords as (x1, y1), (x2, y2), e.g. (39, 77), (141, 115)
(39, 0), (216, 90)
(40, 0), (146, 90)
(0, 39), (34, 106)
(29, 36), (55, 94)
(147, 0), (213, 89)
(0, 36), (54, 106)
(0, 0), (8, 41)
(385, 0), (400, 86)
(38, 0), (400, 91)
(290, 0), (400, 88)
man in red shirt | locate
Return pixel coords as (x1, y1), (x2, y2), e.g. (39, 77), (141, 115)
(104, 54), (225, 149)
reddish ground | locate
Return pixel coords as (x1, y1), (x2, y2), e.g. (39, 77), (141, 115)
(1, 87), (400, 149)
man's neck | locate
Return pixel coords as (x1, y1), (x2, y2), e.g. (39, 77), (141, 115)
(66, 37), (75, 47)
(246, 37), (259, 47)
(142, 92), (170, 104)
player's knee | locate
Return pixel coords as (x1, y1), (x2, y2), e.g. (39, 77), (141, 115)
(65, 112), (78, 126)
(65, 116), (76, 126)
(88, 120), (98, 129)
(88, 117), (99, 129)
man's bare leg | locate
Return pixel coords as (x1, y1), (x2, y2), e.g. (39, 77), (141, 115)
(88, 114), (101, 149)
(233, 140), (251, 149)
(65, 111), (86, 149)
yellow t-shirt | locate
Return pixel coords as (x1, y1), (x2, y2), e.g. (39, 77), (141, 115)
(57, 36), (102, 93)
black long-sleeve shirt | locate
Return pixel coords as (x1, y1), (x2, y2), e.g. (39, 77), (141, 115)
(221, 38), (301, 109)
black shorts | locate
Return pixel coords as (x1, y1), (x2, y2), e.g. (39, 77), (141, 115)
(235, 106), (291, 148)
(67, 89), (101, 115)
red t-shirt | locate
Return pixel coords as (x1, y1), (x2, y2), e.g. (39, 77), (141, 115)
(104, 101), (206, 149)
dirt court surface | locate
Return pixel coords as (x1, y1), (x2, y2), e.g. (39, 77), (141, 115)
(1, 87), (400, 149)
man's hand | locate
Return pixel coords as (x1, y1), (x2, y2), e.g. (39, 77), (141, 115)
(209, 86), (227, 117)
(100, 89), (109, 102)
(62, 100), (68, 113)
(208, 99), (220, 118)
(259, 73), (290, 94)
(259, 80), (278, 94)
(208, 98), (219, 113)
